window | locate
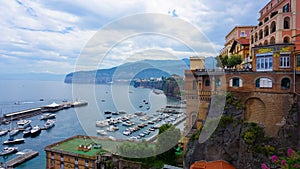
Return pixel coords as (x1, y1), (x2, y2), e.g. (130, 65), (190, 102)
(264, 26), (269, 36)
(284, 17), (290, 29)
(280, 54), (290, 68)
(256, 54), (273, 71)
(270, 21), (276, 33)
(85, 159), (89, 167)
(297, 55), (300, 66)
(229, 77), (243, 87)
(192, 80), (197, 90)
(259, 30), (263, 39)
(60, 162), (64, 169)
(281, 78), (290, 89)
(256, 78), (272, 88)
(283, 3), (289, 13)
(60, 154), (64, 161)
(75, 157), (78, 165)
(241, 31), (245, 37)
(205, 79), (210, 86)
(215, 78), (221, 87)
(283, 37), (290, 43)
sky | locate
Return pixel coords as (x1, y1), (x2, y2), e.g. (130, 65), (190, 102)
(0, 0), (269, 75)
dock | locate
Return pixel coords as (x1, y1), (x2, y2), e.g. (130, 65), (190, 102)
(6, 150), (39, 168)
(2, 101), (88, 122)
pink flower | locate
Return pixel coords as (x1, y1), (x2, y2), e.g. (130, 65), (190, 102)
(294, 164), (300, 168)
(287, 148), (298, 159)
(281, 160), (288, 167)
(261, 163), (270, 169)
(271, 155), (280, 163)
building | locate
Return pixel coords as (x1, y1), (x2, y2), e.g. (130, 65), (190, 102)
(190, 160), (236, 169)
(45, 135), (141, 169)
(250, 0), (300, 73)
(220, 26), (255, 68)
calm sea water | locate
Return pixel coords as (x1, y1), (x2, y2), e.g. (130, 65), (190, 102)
(0, 80), (180, 169)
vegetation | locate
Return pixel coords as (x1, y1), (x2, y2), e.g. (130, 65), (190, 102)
(242, 122), (265, 145)
(262, 148), (300, 169)
(119, 124), (181, 168)
(216, 54), (242, 68)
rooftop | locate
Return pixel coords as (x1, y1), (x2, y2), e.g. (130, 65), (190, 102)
(190, 160), (236, 169)
(46, 136), (108, 157)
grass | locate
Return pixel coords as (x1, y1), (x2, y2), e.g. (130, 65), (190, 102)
(51, 137), (107, 157)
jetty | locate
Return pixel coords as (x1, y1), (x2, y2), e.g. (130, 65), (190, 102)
(6, 150), (39, 168)
(2, 101), (88, 122)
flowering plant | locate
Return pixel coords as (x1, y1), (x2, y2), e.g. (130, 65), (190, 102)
(262, 148), (300, 169)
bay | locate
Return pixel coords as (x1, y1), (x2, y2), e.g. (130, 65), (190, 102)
(0, 80), (180, 169)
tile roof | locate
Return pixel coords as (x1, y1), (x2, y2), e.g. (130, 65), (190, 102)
(190, 160), (236, 169)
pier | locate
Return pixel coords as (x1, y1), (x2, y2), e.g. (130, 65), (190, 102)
(2, 101), (88, 122)
(6, 150), (39, 167)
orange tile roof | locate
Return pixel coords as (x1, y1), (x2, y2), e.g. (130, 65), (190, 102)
(235, 38), (250, 45)
(190, 160), (236, 169)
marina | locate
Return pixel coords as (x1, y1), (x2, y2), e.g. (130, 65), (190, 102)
(6, 150), (39, 168)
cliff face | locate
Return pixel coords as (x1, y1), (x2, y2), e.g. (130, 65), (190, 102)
(185, 94), (300, 169)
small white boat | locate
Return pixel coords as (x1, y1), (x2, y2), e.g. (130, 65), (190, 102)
(106, 125), (119, 132)
(17, 120), (32, 129)
(97, 130), (107, 136)
(9, 128), (20, 136)
(40, 113), (56, 120)
(30, 126), (41, 136)
(0, 147), (18, 156)
(96, 121), (109, 127)
(122, 121), (135, 127)
(3, 137), (25, 145)
(44, 120), (55, 129)
(0, 129), (8, 136)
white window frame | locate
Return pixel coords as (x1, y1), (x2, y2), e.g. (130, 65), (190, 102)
(256, 53), (273, 71)
(280, 54), (290, 68)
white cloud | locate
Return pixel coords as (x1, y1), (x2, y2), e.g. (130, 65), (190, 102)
(0, 0), (269, 75)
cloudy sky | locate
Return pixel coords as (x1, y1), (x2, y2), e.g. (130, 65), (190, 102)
(0, 0), (269, 76)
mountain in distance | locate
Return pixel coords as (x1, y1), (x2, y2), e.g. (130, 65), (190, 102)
(64, 59), (190, 84)
(0, 73), (65, 81)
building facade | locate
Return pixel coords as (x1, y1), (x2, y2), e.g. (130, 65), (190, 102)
(45, 135), (141, 169)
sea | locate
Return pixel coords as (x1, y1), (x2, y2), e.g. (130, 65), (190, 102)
(0, 80), (183, 169)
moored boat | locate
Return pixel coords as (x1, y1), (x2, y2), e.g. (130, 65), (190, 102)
(0, 147), (18, 156)
(30, 126), (41, 137)
(40, 113), (56, 120)
(23, 126), (32, 138)
(106, 125), (119, 132)
(3, 137), (25, 145)
(9, 128), (20, 136)
(17, 119), (32, 129)
(44, 120), (55, 129)
(0, 129), (8, 136)
(97, 130), (107, 136)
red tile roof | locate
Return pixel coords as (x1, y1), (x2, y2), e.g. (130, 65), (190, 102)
(235, 38), (250, 45)
(190, 160), (236, 169)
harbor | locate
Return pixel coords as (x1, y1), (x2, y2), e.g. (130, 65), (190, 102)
(6, 150), (39, 168)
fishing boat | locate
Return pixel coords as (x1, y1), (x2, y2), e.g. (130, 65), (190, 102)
(0, 129), (8, 136)
(40, 113), (56, 120)
(0, 147), (18, 156)
(3, 137), (25, 145)
(44, 120), (55, 129)
(17, 119), (32, 129)
(30, 126), (41, 137)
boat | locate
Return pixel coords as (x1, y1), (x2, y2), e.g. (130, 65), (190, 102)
(101, 99), (105, 102)
(0, 147), (18, 156)
(122, 121), (135, 127)
(104, 111), (111, 114)
(3, 137), (25, 145)
(153, 89), (164, 95)
(96, 120), (109, 127)
(30, 126), (41, 137)
(0, 129), (8, 136)
(134, 112), (145, 116)
(23, 127), (32, 138)
(40, 113), (56, 120)
(96, 130), (107, 136)
(9, 128), (20, 136)
(112, 112), (120, 115)
(17, 119), (32, 129)
(123, 130), (131, 136)
(44, 120), (55, 129)
(106, 125), (119, 132)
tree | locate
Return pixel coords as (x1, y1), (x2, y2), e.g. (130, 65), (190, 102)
(227, 55), (242, 68)
(216, 55), (228, 68)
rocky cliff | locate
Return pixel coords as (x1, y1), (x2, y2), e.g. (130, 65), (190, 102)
(185, 93), (300, 169)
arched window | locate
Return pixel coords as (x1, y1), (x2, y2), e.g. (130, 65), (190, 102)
(264, 40), (268, 45)
(283, 36), (290, 43)
(270, 21), (276, 33)
(229, 77), (243, 87)
(284, 17), (290, 29)
(281, 78), (290, 89)
(259, 30), (263, 39)
(255, 33), (258, 42)
(255, 77), (272, 88)
(205, 79), (210, 86)
(264, 26), (269, 37)
(259, 43), (263, 46)
(270, 36), (275, 44)
(251, 35), (254, 44)
(215, 78), (221, 87)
